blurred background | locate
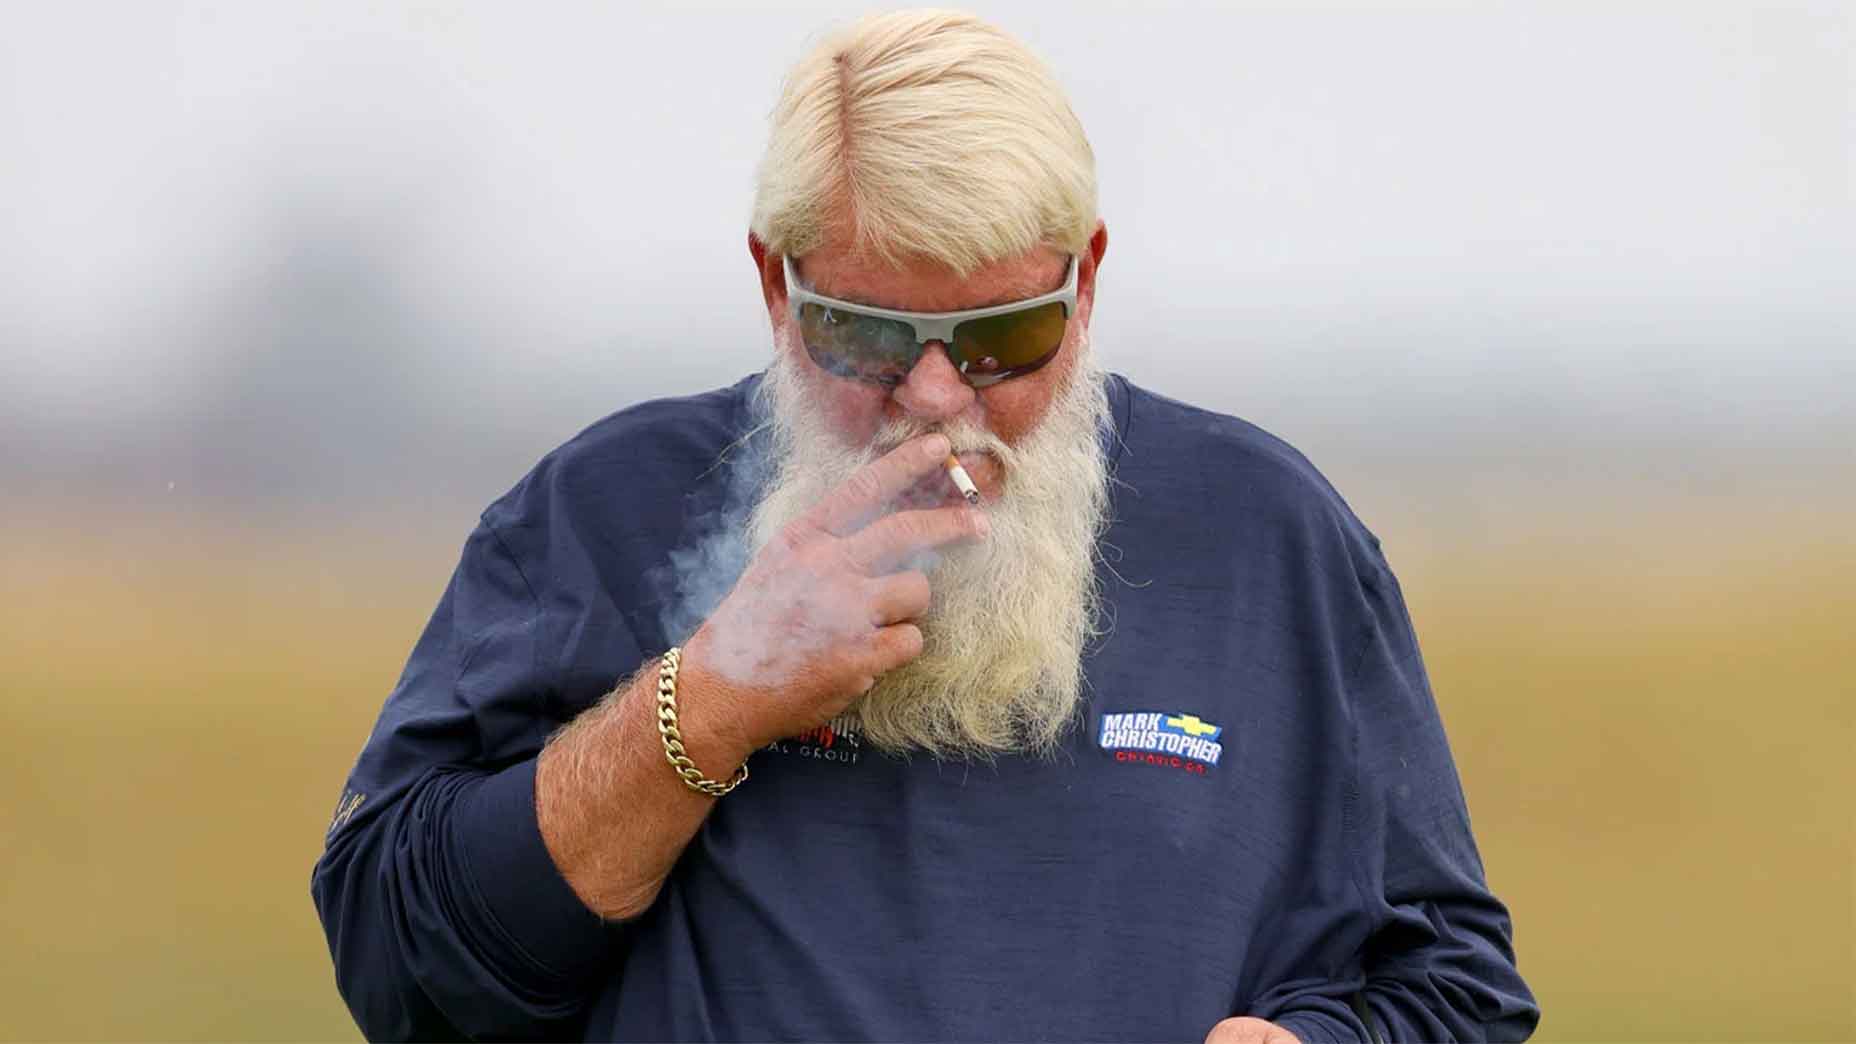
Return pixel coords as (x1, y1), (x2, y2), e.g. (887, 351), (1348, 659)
(2, 1), (1850, 1039)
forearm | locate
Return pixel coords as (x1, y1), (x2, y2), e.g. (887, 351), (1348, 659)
(536, 652), (757, 920)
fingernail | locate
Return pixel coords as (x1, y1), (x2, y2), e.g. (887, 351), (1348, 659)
(926, 434), (950, 457)
(973, 512), (991, 537)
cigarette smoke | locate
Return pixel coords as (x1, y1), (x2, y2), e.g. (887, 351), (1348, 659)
(649, 405), (773, 650)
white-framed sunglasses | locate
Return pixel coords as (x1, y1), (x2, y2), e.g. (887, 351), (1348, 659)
(783, 254), (1078, 388)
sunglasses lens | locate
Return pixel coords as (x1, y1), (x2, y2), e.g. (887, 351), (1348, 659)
(951, 302), (1068, 380)
(797, 303), (920, 384)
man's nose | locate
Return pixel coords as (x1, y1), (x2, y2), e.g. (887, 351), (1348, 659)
(893, 342), (976, 422)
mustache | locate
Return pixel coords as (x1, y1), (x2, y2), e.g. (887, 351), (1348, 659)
(870, 417), (1012, 460)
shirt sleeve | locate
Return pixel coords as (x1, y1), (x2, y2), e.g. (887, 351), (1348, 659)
(309, 517), (631, 1041)
(1257, 561), (1541, 1042)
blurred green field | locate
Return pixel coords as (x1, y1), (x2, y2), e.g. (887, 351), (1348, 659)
(2, 496), (1851, 1041)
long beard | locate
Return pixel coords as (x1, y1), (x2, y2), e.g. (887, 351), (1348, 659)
(749, 332), (1113, 758)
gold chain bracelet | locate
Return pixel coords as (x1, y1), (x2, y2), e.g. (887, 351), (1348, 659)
(655, 647), (748, 798)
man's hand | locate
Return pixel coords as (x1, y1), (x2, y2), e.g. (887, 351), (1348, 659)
(678, 432), (988, 754)
(534, 432), (986, 922)
(1204, 1016), (1303, 1044)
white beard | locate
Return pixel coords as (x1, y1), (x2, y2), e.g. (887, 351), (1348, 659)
(748, 330), (1114, 758)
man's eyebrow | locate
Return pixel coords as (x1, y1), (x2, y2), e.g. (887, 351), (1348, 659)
(978, 271), (1067, 307)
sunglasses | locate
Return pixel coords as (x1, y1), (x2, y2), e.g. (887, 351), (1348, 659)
(783, 254), (1077, 388)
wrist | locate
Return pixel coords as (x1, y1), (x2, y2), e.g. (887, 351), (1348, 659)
(658, 646), (758, 774)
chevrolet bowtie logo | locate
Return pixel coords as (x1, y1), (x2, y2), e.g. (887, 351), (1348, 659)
(1165, 714), (1220, 737)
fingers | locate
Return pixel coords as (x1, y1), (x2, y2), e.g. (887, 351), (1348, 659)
(842, 505), (988, 575)
(862, 622), (924, 676)
(866, 571), (931, 626)
(805, 433), (952, 537)
(852, 576), (929, 685)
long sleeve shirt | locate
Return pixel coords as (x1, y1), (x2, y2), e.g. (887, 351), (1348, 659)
(310, 372), (1540, 1041)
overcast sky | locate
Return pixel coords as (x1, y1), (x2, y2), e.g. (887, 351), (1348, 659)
(2, 1), (1849, 510)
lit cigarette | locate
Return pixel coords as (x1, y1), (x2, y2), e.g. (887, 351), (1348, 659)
(944, 455), (981, 505)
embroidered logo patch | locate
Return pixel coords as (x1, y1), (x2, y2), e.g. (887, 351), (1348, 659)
(1098, 711), (1225, 774)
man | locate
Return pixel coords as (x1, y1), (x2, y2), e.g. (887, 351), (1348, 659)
(312, 10), (1539, 1042)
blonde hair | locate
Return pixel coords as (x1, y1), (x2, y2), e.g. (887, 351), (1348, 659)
(751, 9), (1097, 276)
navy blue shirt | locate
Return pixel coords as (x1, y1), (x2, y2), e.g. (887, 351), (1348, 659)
(311, 373), (1539, 1041)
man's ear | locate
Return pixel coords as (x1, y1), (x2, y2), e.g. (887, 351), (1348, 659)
(749, 232), (786, 327)
(1075, 219), (1109, 328)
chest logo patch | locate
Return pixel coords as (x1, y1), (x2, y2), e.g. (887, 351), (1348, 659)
(764, 713), (865, 766)
(1099, 711), (1225, 773)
